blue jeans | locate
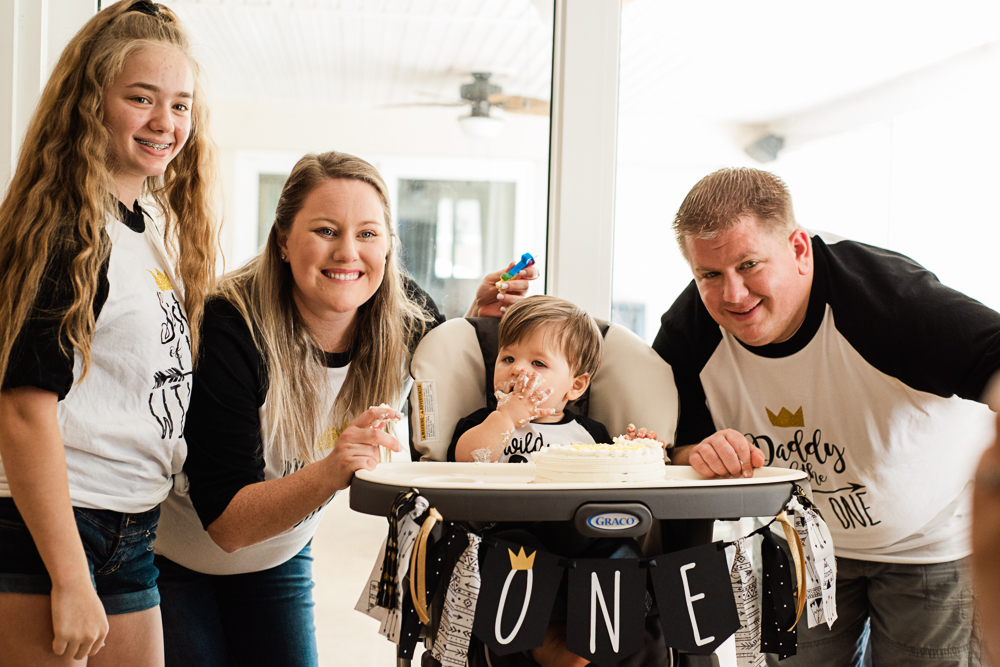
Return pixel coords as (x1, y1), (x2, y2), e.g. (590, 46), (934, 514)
(155, 543), (318, 667)
(767, 556), (984, 667)
(0, 497), (160, 615)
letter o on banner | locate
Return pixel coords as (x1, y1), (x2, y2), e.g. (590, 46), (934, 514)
(472, 539), (563, 656)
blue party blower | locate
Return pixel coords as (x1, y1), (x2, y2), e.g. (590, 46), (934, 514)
(499, 253), (535, 282)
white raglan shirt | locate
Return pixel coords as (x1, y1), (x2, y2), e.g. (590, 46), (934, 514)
(0, 208), (190, 512)
(654, 232), (1000, 563)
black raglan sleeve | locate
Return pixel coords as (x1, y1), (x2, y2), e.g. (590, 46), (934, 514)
(3, 245), (110, 400)
(818, 237), (1000, 403)
(652, 281), (723, 447)
(576, 414), (612, 444)
(183, 298), (270, 529)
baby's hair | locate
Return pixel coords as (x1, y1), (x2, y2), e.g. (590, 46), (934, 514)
(498, 295), (603, 377)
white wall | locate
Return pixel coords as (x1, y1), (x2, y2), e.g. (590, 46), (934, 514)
(0, 0), (96, 189)
(613, 73), (1000, 343)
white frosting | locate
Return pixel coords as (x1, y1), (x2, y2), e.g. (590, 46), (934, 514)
(531, 437), (666, 483)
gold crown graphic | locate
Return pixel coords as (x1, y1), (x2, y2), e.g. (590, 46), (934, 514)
(316, 425), (340, 452)
(766, 406), (804, 428)
(508, 547), (536, 571)
(315, 419), (350, 452)
(148, 269), (173, 291)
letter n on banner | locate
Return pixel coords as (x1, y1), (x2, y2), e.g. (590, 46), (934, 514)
(566, 559), (646, 667)
(472, 539), (562, 656)
(649, 542), (741, 655)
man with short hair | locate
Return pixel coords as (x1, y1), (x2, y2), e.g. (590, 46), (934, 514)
(654, 167), (1000, 665)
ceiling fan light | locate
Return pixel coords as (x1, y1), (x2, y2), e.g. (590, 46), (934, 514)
(459, 114), (504, 139)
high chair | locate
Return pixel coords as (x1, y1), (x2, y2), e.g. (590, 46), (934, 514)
(351, 316), (802, 666)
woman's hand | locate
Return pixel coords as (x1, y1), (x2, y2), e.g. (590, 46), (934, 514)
(50, 576), (108, 659)
(468, 262), (540, 318)
(495, 368), (555, 428)
(324, 405), (402, 489)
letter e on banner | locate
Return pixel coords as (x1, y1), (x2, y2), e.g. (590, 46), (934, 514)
(650, 542), (740, 655)
(566, 559), (646, 667)
(472, 539), (562, 656)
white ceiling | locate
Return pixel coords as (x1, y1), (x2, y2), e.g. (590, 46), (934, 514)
(170, 0), (554, 109)
(169, 0), (1000, 124)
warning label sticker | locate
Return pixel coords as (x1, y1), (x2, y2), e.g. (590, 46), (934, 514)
(415, 380), (438, 443)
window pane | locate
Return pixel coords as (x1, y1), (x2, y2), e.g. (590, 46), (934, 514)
(399, 179), (515, 318)
(614, 1), (1000, 342)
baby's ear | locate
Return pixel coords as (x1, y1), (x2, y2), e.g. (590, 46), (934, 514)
(566, 372), (591, 400)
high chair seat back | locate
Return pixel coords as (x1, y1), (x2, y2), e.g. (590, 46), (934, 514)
(408, 316), (678, 461)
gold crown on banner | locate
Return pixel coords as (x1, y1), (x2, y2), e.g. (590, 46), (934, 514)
(148, 269), (173, 291)
(766, 406), (804, 428)
(508, 547), (536, 571)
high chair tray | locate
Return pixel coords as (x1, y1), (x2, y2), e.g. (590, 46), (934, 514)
(350, 462), (807, 522)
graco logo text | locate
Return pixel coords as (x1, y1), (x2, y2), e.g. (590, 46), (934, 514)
(587, 512), (640, 531)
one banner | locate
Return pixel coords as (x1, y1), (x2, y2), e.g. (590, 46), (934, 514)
(565, 558), (647, 667)
(432, 533), (482, 667)
(729, 539), (765, 667)
(759, 531), (796, 659)
(788, 493), (838, 629)
(472, 539), (563, 656)
(650, 542), (740, 655)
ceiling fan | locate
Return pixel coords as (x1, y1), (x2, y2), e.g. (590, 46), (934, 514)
(397, 72), (550, 138)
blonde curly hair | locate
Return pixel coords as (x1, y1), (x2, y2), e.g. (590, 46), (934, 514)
(0, 1), (218, 388)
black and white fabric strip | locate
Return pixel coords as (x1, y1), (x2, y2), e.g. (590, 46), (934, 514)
(376, 489), (419, 610)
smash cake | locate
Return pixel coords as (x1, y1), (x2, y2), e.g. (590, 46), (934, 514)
(531, 437), (666, 483)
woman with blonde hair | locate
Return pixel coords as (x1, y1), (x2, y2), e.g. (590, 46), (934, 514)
(0, 2), (217, 664)
(153, 150), (537, 666)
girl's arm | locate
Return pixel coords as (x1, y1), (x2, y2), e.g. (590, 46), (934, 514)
(0, 387), (108, 660)
(205, 406), (400, 553)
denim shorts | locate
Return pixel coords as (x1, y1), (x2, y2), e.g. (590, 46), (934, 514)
(0, 497), (160, 615)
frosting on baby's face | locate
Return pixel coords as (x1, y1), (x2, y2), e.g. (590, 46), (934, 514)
(493, 329), (590, 423)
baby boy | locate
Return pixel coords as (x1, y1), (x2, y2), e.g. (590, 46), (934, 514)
(448, 294), (610, 463)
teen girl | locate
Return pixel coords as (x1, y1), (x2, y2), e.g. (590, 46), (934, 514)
(0, 3), (217, 664)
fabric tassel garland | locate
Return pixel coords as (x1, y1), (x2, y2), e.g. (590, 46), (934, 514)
(774, 511), (807, 631)
(759, 531), (797, 659)
(379, 495), (429, 643)
(729, 538), (765, 667)
(431, 533), (482, 667)
(787, 490), (838, 629)
(376, 489), (419, 609)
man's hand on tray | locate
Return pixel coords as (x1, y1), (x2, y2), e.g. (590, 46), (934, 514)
(673, 429), (765, 479)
